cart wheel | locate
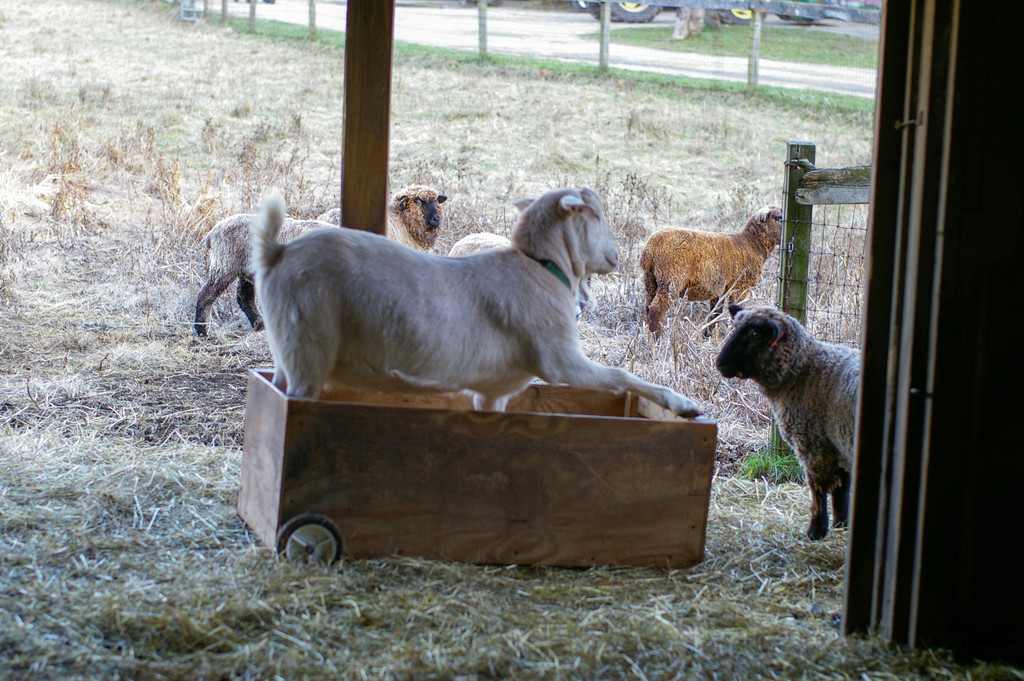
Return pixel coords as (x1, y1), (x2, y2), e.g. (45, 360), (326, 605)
(276, 514), (344, 565)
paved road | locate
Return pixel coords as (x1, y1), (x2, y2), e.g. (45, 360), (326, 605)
(220, 1), (877, 98)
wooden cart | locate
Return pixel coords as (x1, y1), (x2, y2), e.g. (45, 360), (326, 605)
(238, 369), (717, 567)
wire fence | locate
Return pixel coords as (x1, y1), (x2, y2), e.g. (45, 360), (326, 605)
(783, 202), (868, 347)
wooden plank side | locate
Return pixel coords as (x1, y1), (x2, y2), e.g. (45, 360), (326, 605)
(277, 400), (716, 567)
(311, 378), (635, 418)
(796, 165), (871, 205)
(237, 371), (288, 549)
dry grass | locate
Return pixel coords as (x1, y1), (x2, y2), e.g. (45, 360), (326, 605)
(1, 0), (1020, 679)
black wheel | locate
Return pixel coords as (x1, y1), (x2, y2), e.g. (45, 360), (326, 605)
(276, 513), (344, 565)
(587, 2), (662, 23)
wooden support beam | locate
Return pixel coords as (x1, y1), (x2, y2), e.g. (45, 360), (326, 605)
(341, 2), (394, 235)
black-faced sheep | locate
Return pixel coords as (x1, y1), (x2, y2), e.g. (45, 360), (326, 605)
(640, 206), (783, 336)
(193, 185), (447, 337)
(251, 187), (701, 417)
(716, 304), (860, 540)
(313, 185), (448, 251)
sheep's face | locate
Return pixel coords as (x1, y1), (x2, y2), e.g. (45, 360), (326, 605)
(398, 191), (447, 230)
(716, 304), (790, 381)
(746, 205), (784, 251)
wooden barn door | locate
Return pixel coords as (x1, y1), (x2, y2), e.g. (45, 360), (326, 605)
(844, 0), (1024, 664)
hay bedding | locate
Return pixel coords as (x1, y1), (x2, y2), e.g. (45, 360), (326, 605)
(0, 0), (1019, 678)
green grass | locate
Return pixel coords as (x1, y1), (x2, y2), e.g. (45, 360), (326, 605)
(601, 23), (879, 70)
(204, 8), (875, 115)
(740, 446), (805, 484)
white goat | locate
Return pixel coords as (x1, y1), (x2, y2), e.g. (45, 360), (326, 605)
(251, 187), (700, 416)
(448, 232), (593, 317)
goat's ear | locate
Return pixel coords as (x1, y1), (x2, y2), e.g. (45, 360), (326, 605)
(436, 194), (448, 204)
(558, 193), (586, 214)
(728, 303), (743, 319)
(513, 198), (535, 214)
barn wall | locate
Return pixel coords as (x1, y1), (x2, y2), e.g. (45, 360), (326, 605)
(846, 0), (1024, 664)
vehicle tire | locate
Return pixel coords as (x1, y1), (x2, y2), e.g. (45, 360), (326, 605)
(718, 9), (752, 24)
(586, 3), (662, 23)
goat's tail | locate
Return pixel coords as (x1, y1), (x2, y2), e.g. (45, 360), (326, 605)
(251, 191), (287, 276)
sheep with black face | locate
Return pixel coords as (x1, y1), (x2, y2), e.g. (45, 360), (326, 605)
(716, 304), (860, 540)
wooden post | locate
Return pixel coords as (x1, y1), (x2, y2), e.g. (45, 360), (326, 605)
(309, 0), (316, 37)
(341, 1), (394, 235)
(747, 10), (763, 94)
(779, 141), (815, 325)
(478, 0), (488, 62)
(769, 141), (816, 458)
(221, 0), (227, 27)
(599, 1), (611, 73)
(248, 0), (256, 33)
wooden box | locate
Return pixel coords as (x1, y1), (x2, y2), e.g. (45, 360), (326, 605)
(238, 369), (717, 567)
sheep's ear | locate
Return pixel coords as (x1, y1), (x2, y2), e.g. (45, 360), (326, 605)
(513, 198), (535, 214)
(436, 194), (448, 204)
(768, 318), (785, 341)
(728, 303), (743, 319)
(399, 197), (411, 211)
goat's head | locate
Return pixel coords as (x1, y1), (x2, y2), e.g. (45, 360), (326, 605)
(512, 187), (618, 282)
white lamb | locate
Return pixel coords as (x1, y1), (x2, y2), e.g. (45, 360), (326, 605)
(251, 187), (701, 416)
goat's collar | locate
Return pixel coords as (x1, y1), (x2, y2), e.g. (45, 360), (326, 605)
(523, 253), (572, 292)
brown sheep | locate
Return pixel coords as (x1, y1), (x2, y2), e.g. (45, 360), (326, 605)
(639, 206), (783, 336)
(193, 185), (447, 337)
(717, 304), (860, 540)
